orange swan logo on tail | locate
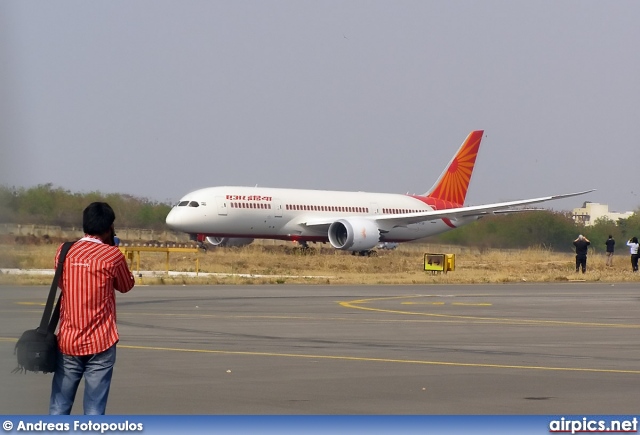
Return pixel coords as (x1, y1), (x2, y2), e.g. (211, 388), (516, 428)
(426, 130), (483, 206)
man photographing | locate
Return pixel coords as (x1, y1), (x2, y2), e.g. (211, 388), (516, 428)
(49, 202), (135, 415)
(573, 234), (591, 274)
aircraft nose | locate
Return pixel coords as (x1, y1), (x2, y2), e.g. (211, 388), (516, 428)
(165, 208), (179, 229)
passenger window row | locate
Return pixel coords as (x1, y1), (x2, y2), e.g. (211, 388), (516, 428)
(230, 202), (271, 209)
(382, 208), (419, 214)
(285, 204), (368, 213)
(178, 200), (421, 215)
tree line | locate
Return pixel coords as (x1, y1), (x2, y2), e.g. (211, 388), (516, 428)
(434, 209), (640, 253)
(1, 184), (639, 252)
(0, 184), (171, 231)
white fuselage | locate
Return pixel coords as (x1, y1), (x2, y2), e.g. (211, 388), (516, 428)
(165, 186), (476, 245)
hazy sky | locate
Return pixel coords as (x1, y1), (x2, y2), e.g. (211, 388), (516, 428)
(2, 1), (639, 212)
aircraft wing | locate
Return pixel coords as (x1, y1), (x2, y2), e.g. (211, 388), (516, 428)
(301, 190), (594, 230)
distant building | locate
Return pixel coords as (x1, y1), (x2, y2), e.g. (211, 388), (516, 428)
(572, 202), (634, 226)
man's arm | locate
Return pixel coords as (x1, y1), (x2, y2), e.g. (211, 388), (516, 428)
(113, 254), (135, 293)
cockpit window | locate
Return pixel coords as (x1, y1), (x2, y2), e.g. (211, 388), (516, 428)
(178, 201), (189, 206)
(188, 201), (199, 207)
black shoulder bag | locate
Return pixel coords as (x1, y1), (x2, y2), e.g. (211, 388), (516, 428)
(13, 241), (74, 374)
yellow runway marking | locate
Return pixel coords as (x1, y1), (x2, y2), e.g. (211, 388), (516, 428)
(5, 292), (639, 376)
(0, 310), (507, 325)
(2, 336), (638, 375)
(15, 302), (46, 306)
(117, 343), (640, 375)
(339, 295), (640, 328)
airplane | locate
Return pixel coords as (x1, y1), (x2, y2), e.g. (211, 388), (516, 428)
(165, 130), (594, 255)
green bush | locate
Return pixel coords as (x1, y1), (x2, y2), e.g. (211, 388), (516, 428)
(432, 209), (640, 252)
(0, 184), (171, 230)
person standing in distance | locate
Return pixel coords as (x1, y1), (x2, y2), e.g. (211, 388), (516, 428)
(626, 237), (639, 272)
(50, 202), (135, 415)
(605, 235), (615, 267)
(573, 234), (590, 273)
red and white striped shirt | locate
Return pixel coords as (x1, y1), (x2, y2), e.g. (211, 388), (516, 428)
(55, 236), (135, 356)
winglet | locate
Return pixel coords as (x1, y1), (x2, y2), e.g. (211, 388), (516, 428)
(425, 130), (484, 206)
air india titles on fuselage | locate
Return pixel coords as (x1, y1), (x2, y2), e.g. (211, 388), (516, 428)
(225, 194), (273, 202)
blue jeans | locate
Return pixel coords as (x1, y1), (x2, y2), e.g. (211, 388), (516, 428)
(49, 345), (116, 415)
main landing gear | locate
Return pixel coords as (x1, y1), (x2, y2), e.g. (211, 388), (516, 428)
(352, 250), (378, 257)
(292, 241), (317, 255)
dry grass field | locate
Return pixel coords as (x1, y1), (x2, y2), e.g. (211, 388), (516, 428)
(1, 239), (639, 285)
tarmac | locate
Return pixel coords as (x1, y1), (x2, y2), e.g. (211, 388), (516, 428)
(1, 282), (640, 415)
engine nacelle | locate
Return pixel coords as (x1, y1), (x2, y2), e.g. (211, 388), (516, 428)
(205, 237), (254, 247)
(328, 218), (381, 251)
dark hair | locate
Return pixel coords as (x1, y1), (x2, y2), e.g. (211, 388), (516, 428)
(608, 235), (613, 238)
(83, 202), (115, 235)
(632, 237), (638, 244)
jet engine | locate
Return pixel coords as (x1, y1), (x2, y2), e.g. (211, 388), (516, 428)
(205, 237), (254, 247)
(328, 218), (381, 251)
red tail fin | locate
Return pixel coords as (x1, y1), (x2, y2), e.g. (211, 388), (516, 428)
(425, 130), (483, 206)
